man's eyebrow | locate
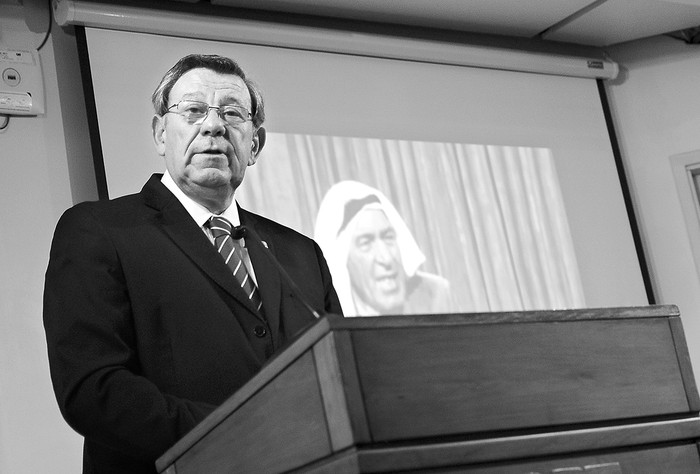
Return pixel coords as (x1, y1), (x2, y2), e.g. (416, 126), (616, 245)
(178, 92), (205, 101)
(216, 93), (249, 105)
(355, 231), (374, 240)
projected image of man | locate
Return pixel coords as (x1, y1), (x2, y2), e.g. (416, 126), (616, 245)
(344, 196), (407, 314)
(315, 180), (455, 316)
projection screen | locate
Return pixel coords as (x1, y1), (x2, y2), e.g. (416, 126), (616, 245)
(79, 25), (648, 315)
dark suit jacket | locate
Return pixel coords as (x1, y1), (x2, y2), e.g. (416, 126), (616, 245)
(43, 174), (342, 473)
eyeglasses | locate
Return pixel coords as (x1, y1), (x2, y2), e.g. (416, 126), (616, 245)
(165, 100), (252, 126)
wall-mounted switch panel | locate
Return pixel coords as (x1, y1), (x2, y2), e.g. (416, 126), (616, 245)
(0, 50), (45, 116)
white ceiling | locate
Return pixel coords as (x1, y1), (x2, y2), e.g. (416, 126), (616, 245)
(6, 0), (700, 50)
(206, 0), (700, 47)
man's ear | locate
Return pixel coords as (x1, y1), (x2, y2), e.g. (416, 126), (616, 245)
(152, 115), (166, 156)
(249, 126), (266, 165)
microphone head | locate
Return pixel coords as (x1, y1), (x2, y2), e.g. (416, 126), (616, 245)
(231, 225), (247, 240)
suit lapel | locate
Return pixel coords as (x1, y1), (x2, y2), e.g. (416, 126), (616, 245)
(141, 175), (264, 321)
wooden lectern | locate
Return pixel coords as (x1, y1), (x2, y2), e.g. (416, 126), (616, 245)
(156, 305), (700, 473)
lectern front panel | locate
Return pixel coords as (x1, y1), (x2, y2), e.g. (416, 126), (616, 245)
(350, 317), (688, 441)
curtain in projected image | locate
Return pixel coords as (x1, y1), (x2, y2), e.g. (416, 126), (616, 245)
(238, 134), (585, 313)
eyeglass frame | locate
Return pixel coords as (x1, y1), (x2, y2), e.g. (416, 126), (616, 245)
(164, 100), (253, 126)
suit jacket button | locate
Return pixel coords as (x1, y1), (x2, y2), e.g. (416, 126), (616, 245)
(254, 325), (267, 338)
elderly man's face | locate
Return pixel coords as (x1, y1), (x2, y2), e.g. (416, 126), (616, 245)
(152, 68), (261, 209)
(346, 208), (406, 314)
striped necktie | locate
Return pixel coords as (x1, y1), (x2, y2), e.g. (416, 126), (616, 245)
(207, 216), (263, 314)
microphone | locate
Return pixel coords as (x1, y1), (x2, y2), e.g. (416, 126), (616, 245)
(231, 226), (247, 240)
(233, 225), (323, 319)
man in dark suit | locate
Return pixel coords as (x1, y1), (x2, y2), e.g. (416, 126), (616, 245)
(43, 54), (342, 473)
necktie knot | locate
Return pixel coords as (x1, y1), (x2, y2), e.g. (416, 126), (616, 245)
(208, 216), (233, 240)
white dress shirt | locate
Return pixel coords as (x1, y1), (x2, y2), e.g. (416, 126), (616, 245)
(161, 171), (258, 284)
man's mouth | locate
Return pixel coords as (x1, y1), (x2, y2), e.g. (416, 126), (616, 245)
(201, 148), (224, 154)
(194, 148), (227, 160)
(375, 274), (399, 292)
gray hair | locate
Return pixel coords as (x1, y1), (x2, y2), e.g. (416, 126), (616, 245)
(151, 54), (265, 128)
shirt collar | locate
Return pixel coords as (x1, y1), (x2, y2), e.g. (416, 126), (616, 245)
(161, 171), (241, 226)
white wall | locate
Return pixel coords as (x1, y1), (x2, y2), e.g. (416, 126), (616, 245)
(0, 2), (95, 472)
(606, 36), (700, 383)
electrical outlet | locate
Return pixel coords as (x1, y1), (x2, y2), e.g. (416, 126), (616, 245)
(0, 49), (45, 116)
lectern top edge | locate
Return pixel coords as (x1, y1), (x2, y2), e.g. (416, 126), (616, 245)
(323, 304), (679, 330)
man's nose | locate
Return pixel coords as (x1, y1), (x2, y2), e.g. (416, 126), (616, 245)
(199, 107), (226, 135)
(374, 241), (394, 265)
